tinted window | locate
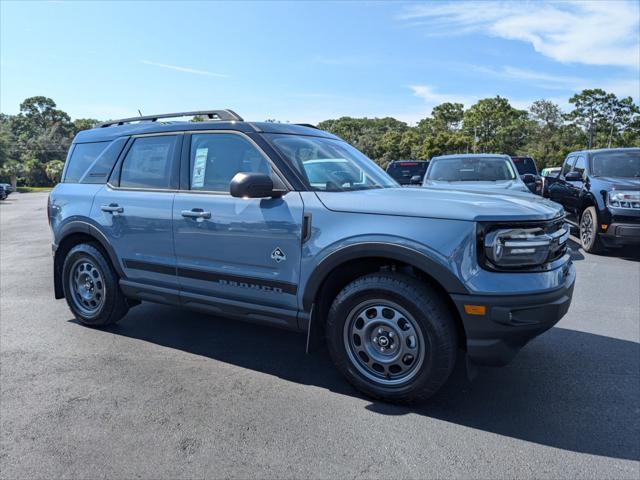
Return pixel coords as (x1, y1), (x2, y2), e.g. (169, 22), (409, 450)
(387, 162), (428, 182)
(80, 138), (127, 184)
(572, 155), (587, 176)
(189, 133), (273, 192)
(511, 157), (538, 175)
(120, 136), (177, 189)
(561, 156), (575, 176)
(426, 157), (516, 181)
(591, 151), (640, 178)
(64, 142), (109, 183)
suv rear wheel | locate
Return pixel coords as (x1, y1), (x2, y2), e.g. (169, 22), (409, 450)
(62, 243), (129, 326)
(580, 206), (604, 254)
(326, 272), (457, 403)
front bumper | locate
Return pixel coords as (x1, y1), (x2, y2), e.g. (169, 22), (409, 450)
(451, 262), (576, 366)
(600, 222), (640, 246)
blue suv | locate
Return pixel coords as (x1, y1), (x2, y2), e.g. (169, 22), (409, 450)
(49, 110), (575, 403)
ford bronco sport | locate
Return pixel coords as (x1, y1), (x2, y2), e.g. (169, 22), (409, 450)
(49, 109), (575, 403)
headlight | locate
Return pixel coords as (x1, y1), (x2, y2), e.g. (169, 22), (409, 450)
(608, 191), (640, 209)
(481, 222), (569, 269)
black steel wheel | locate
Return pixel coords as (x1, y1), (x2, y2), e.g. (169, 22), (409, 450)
(62, 243), (128, 326)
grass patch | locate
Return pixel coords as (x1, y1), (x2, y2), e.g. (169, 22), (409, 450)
(16, 186), (53, 193)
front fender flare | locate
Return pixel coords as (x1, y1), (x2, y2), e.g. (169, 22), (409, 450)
(301, 242), (469, 312)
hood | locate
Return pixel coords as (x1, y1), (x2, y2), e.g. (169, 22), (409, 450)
(424, 179), (529, 193)
(315, 187), (564, 222)
(592, 177), (640, 190)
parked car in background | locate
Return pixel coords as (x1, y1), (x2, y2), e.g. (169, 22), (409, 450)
(0, 185), (6, 201)
(511, 156), (542, 195)
(0, 183), (13, 196)
(386, 160), (429, 185)
(423, 154), (531, 193)
(48, 110), (574, 403)
(548, 148), (640, 253)
(540, 167), (561, 197)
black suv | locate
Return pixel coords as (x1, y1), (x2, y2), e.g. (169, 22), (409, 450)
(511, 156), (542, 195)
(548, 148), (640, 252)
(386, 160), (429, 185)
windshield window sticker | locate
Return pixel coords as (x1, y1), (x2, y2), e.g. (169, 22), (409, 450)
(192, 148), (208, 188)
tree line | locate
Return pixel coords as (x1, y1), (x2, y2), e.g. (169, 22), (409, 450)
(1, 90), (638, 188)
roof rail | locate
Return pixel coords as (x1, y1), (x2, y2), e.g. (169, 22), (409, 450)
(295, 123), (319, 129)
(96, 109), (243, 128)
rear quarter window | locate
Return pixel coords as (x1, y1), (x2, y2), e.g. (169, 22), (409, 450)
(63, 142), (110, 183)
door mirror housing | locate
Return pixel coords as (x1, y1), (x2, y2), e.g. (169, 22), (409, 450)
(230, 172), (283, 199)
(409, 175), (423, 185)
(522, 173), (536, 183)
(564, 171), (583, 182)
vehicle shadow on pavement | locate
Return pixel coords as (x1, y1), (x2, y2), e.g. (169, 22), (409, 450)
(85, 306), (639, 462)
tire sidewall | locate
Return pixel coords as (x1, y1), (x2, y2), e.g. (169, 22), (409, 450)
(62, 244), (116, 325)
(580, 207), (599, 252)
(327, 277), (454, 401)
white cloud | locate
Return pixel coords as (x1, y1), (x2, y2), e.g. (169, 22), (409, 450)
(140, 60), (228, 78)
(399, 1), (640, 69)
(408, 84), (567, 119)
(469, 64), (639, 98)
(410, 85), (479, 109)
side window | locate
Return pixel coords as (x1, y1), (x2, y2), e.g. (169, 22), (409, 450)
(120, 136), (177, 189)
(561, 156), (575, 177)
(572, 155), (586, 176)
(189, 133), (275, 192)
(79, 137), (127, 184)
(63, 142), (109, 183)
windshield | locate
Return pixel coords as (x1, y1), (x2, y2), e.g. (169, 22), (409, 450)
(266, 134), (398, 191)
(426, 156), (517, 182)
(511, 157), (538, 175)
(591, 151), (640, 178)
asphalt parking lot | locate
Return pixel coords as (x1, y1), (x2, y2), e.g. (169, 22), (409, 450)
(1, 192), (639, 479)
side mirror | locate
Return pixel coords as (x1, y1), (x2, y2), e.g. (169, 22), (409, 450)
(230, 172), (282, 199)
(564, 171), (583, 182)
(410, 175), (423, 185)
(522, 173), (536, 183)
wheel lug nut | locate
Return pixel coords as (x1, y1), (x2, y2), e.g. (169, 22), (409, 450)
(377, 328), (383, 334)
(373, 337), (378, 343)
(388, 332), (394, 338)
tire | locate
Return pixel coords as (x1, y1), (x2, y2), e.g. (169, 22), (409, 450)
(326, 272), (458, 403)
(62, 243), (129, 326)
(579, 206), (604, 254)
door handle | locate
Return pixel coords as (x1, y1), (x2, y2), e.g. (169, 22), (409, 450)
(101, 203), (124, 214)
(181, 209), (211, 219)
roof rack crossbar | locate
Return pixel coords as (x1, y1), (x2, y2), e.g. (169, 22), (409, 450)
(96, 109), (243, 128)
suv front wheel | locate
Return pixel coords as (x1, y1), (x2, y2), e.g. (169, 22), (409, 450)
(326, 272), (457, 403)
(580, 206), (604, 254)
(62, 243), (129, 326)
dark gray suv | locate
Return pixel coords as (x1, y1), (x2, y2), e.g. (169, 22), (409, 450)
(49, 109), (575, 403)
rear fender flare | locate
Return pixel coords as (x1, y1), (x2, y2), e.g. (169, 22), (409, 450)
(53, 220), (125, 298)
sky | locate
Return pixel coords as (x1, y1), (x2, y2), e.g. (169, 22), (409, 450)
(1, 0), (639, 124)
